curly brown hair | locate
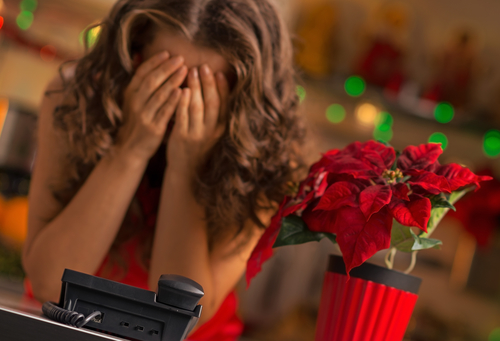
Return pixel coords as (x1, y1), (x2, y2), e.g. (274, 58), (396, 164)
(52, 0), (305, 252)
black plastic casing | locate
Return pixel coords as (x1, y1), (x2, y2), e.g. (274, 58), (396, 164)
(59, 269), (203, 341)
(156, 275), (204, 311)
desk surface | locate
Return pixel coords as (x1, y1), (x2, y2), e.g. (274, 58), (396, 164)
(0, 284), (126, 341)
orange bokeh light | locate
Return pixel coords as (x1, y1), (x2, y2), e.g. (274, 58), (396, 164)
(0, 97), (8, 115)
(0, 98), (8, 136)
(40, 45), (57, 62)
(0, 196), (29, 247)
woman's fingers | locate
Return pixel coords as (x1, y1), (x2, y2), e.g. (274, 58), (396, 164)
(153, 88), (182, 128)
(143, 65), (188, 122)
(133, 56), (185, 110)
(174, 88), (191, 135)
(126, 51), (170, 93)
(200, 65), (220, 130)
(215, 72), (230, 125)
(187, 68), (204, 134)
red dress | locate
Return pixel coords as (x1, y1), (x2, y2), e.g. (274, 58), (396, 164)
(24, 146), (244, 340)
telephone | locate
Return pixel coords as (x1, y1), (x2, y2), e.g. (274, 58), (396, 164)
(42, 269), (204, 341)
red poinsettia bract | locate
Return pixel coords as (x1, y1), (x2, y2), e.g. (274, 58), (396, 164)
(246, 141), (491, 286)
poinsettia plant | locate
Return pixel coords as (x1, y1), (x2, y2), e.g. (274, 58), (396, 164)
(246, 141), (492, 285)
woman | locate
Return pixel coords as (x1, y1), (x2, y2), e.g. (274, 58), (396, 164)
(22, 0), (304, 339)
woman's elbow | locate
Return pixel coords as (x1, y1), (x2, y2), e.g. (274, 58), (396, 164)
(29, 276), (61, 304)
(22, 257), (61, 303)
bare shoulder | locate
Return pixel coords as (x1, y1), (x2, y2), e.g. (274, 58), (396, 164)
(38, 64), (77, 146)
(256, 194), (279, 227)
(211, 196), (278, 262)
(42, 64), (75, 110)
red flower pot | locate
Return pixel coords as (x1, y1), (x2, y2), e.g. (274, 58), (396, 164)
(315, 255), (421, 341)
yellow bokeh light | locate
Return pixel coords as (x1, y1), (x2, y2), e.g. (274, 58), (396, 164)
(355, 103), (378, 126)
(80, 22), (102, 48)
(87, 25), (102, 46)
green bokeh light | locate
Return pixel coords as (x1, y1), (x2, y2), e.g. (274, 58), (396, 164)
(296, 85), (306, 103)
(79, 25), (101, 48)
(483, 130), (500, 158)
(374, 127), (393, 143)
(326, 104), (346, 124)
(16, 11), (34, 30)
(428, 132), (448, 151)
(434, 102), (454, 124)
(20, 0), (37, 12)
(377, 123), (391, 132)
(345, 76), (366, 97)
(375, 112), (393, 132)
(87, 26), (101, 47)
(489, 328), (500, 341)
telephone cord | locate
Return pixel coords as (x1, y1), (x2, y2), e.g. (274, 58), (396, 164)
(42, 301), (102, 328)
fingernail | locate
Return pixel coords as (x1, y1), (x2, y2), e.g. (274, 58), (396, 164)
(159, 51), (169, 59)
(201, 64), (210, 76)
(191, 68), (199, 79)
(172, 56), (184, 64)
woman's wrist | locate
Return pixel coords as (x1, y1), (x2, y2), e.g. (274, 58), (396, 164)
(165, 148), (198, 184)
(109, 144), (150, 171)
(164, 166), (195, 190)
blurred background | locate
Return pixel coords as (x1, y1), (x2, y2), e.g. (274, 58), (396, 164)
(0, 0), (500, 340)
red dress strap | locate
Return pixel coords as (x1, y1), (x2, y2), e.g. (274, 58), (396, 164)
(188, 291), (243, 341)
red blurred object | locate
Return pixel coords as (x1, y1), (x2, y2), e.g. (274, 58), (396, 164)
(0, 16), (4, 30)
(40, 45), (57, 62)
(421, 31), (475, 109)
(0, 22), (72, 60)
(448, 168), (500, 247)
(357, 38), (404, 89)
(315, 255), (420, 341)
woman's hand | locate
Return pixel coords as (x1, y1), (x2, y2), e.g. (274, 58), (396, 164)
(167, 64), (230, 175)
(116, 51), (188, 160)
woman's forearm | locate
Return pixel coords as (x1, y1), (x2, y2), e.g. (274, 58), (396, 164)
(149, 170), (216, 320)
(23, 149), (148, 302)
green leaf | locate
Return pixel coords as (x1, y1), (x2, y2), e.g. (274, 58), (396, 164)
(429, 194), (456, 211)
(390, 222), (415, 253)
(422, 189), (469, 239)
(391, 222), (443, 252)
(273, 215), (337, 247)
(324, 233), (337, 244)
(399, 175), (411, 183)
(410, 229), (442, 251)
(391, 150), (401, 171)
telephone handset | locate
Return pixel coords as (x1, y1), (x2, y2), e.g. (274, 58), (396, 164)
(42, 269), (204, 341)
